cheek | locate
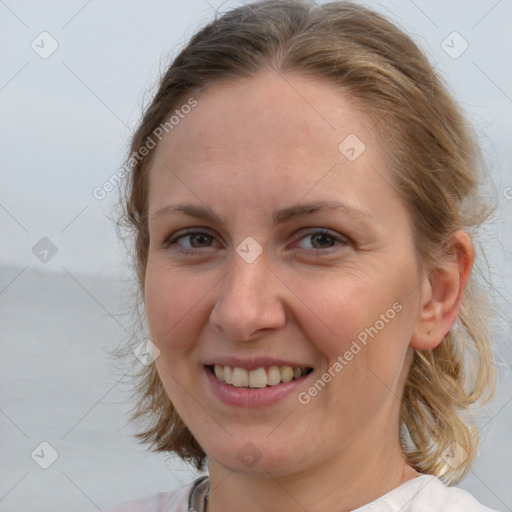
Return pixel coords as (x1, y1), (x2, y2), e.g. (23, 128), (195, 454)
(144, 262), (209, 415)
(144, 260), (207, 354)
(287, 271), (396, 348)
(287, 266), (414, 389)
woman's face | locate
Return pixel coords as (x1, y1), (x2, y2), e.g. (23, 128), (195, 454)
(144, 70), (427, 476)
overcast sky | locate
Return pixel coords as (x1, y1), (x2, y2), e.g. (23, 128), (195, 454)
(1, 0), (511, 280)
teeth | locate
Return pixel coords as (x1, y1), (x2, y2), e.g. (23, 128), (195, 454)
(249, 367), (267, 388)
(280, 366), (294, 383)
(214, 365), (224, 382)
(267, 366), (281, 386)
(212, 364), (309, 388)
(232, 367), (248, 387)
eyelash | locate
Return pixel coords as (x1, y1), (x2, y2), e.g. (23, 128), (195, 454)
(163, 228), (350, 256)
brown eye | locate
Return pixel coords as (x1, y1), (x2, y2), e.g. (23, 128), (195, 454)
(294, 229), (349, 254)
(186, 233), (214, 248)
(165, 229), (218, 251)
(309, 233), (336, 249)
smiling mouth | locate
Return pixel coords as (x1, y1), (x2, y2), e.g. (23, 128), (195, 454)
(207, 364), (313, 388)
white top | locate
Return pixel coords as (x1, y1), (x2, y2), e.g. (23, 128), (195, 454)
(100, 474), (500, 512)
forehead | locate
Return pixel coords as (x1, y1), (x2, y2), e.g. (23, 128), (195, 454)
(160, 70), (377, 166)
(147, 70), (402, 223)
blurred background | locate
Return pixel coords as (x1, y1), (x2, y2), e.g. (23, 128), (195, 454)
(1, 0), (511, 510)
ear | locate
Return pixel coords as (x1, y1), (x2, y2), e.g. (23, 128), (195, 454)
(410, 230), (475, 350)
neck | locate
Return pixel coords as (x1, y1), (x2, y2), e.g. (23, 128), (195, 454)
(206, 435), (419, 512)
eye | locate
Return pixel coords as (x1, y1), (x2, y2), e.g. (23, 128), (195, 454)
(294, 229), (349, 254)
(164, 229), (219, 252)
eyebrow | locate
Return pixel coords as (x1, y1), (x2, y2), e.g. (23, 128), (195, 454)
(150, 200), (373, 227)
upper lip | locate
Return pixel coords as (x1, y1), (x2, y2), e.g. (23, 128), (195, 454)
(203, 357), (313, 371)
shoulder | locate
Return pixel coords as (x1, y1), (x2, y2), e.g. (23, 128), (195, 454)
(99, 480), (193, 512)
(356, 474), (500, 512)
(395, 474), (499, 512)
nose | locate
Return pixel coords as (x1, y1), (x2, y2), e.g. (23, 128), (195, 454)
(209, 253), (286, 341)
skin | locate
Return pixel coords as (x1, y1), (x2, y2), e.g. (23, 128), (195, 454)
(144, 69), (474, 512)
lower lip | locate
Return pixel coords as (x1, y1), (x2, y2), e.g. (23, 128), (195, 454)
(204, 366), (312, 408)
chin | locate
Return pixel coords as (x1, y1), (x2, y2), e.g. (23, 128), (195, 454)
(206, 438), (307, 476)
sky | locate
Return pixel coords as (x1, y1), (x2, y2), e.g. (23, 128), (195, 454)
(0, 0), (511, 279)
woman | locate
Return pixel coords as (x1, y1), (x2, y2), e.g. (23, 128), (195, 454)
(109, 1), (499, 510)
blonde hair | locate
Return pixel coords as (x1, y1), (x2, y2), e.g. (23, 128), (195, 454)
(118, 0), (496, 484)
